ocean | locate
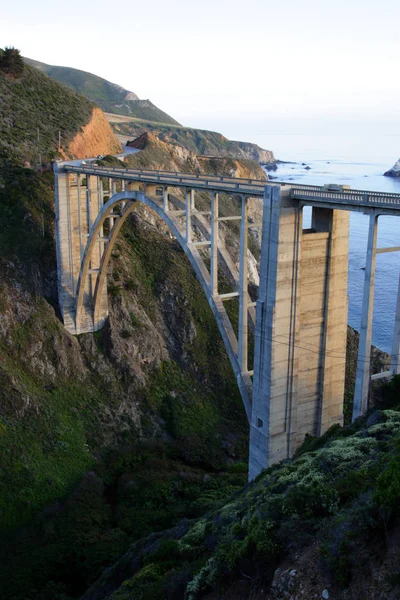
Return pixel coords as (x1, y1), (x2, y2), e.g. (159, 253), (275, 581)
(260, 132), (400, 354)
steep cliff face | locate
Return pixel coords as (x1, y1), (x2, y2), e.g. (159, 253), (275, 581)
(233, 140), (276, 164)
(63, 106), (122, 159)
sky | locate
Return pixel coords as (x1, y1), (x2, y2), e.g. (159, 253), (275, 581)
(2, 0), (400, 137)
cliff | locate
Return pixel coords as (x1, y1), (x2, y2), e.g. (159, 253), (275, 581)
(114, 115), (276, 164)
(62, 106), (122, 159)
(233, 140), (276, 164)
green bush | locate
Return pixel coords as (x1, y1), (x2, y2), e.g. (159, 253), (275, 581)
(0, 47), (24, 77)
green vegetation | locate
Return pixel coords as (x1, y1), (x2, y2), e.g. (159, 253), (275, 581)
(0, 46), (24, 77)
(85, 379), (400, 600)
(0, 166), (54, 269)
(0, 56), (94, 164)
(24, 57), (180, 125)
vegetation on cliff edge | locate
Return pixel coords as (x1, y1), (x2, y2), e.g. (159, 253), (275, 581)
(0, 54), (94, 165)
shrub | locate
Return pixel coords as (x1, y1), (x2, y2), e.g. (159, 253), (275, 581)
(0, 46), (24, 77)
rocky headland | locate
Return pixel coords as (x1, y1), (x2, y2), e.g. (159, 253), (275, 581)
(384, 158), (400, 177)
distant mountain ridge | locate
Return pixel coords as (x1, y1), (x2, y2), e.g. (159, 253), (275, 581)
(24, 57), (180, 126)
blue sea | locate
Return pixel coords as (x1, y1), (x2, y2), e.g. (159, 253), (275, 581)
(261, 132), (400, 354)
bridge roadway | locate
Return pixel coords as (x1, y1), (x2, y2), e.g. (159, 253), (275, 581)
(64, 163), (400, 213)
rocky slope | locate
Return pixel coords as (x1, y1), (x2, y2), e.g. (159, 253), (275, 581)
(113, 116), (276, 165)
(24, 57), (180, 125)
(63, 107), (122, 159)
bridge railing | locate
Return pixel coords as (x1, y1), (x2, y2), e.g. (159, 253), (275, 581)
(89, 165), (270, 185)
(291, 188), (400, 208)
(64, 165), (266, 196)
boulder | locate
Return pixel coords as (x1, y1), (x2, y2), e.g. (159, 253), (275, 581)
(384, 158), (400, 177)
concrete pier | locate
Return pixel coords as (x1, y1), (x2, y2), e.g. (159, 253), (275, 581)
(249, 187), (349, 479)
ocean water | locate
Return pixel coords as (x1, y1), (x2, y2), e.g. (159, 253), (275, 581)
(260, 133), (400, 354)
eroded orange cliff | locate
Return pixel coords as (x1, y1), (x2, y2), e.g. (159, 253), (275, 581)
(63, 107), (122, 159)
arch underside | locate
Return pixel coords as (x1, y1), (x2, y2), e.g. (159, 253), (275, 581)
(75, 190), (252, 419)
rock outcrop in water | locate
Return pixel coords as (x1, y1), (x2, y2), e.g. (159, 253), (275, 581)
(384, 158), (400, 177)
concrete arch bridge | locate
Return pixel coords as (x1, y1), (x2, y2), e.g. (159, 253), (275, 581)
(55, 163), (400, 479)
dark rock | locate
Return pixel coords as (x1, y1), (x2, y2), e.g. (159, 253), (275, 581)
(384, 159), (400, 177)
(304, 166), (311, 170)
(263, 162), (278, 171)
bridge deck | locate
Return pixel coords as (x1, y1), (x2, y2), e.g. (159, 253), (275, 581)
(63, 165), (400, 212)
(64, 164), (267, 196)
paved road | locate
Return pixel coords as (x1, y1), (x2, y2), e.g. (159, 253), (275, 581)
(57, 145), (140, 169)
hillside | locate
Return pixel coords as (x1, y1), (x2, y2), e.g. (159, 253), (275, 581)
(108, 113), (276, 164)
(81, 379), (400, 600)
(24, 57), (180, 125)
(0, 61), (121, 164)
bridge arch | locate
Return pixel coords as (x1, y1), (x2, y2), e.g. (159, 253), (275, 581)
(74, 189), (252, 419)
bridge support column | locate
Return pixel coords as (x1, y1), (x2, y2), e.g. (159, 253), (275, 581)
(55, 166), (110, 334)
(186, 188), (192, 242)
(210, 192), (219, 296)
(238, 196), (249, 373)
(353, 213), (378, 420)
(391, 274), (400, 375)
(163, 187), (169, 211)
(249, 187), (349, 480)
(249, 186), (281, 480)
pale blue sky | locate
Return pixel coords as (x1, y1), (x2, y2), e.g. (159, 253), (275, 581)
(2, 0), (399, 134)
